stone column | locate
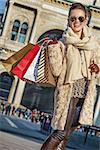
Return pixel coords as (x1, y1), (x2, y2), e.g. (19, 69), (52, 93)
(2, 0), (14, 38)
(13, 79), (26, 108)
(25, 15), (36, 43)
(0, 62), (6, 73)
(8, 76), (18, 104)
(30, 10), (41, 44)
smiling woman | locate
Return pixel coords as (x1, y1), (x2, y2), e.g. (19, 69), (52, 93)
(40, 2), (100, 150)
(68, 3), (88, 38)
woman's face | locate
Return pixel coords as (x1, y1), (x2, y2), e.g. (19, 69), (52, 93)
(68, 9), (87, 34)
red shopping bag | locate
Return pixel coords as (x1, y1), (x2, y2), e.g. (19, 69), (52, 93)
(11, 44), (40, 79)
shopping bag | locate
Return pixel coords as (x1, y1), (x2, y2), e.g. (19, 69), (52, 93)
(23, 45), (56, 87)
(36, 46), (56, 87)
(23, 46), (42, 82)
(2, 43), (34, 72)
(11, 44), (40, 79)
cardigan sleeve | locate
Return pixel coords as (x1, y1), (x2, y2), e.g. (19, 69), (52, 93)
(91, 40), (100, 78)
(48, 41), (65, 77)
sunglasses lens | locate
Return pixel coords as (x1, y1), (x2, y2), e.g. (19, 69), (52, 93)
(70, 17), (76, 22)
(79, 16), (85, 22)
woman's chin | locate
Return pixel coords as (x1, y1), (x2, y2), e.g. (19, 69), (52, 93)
(72, 28), (82, 34)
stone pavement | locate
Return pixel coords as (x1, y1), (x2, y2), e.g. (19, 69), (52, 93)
(0, 130), (99, 150)
(0, 131), (74, 150)
(0, 114), (99, 150)
(0, 131), (41, 150)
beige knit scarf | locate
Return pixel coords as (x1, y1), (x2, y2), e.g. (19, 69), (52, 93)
(62, 26), (99, 83)
(63, 25), (97, 52)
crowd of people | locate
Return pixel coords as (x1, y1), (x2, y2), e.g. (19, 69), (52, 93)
(0, 100), (52, 133)
(0, 100), (99, 139)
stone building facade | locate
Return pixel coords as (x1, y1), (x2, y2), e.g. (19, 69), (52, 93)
(0, 0), (99, 122)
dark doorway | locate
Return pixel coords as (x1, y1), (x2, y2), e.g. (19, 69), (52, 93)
(0, 72), (14, 101)
(21, 83), (55, 114)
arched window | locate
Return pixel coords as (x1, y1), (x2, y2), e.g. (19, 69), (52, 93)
(37, 29), (63, 44)
(18, 22), (28, 43)
(11, 20), (20, 41)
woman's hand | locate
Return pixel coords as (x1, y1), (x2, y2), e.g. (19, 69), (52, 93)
(48, 39), (58, 45)
(89, 63), (99, 74)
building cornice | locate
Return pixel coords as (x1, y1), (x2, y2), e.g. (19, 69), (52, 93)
(42, 3), (69, 15)
(43, 0), (71, 8)
(89, 5), (100, 13)
(10, 0), (100, 14)
(10, 0), (43, 10)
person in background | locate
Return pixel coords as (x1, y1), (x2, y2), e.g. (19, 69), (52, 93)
(5, 103), (11, 116)
(31, 109), (38, 122)
(11, 106), (16, 116)
(40, 2), (100, 150)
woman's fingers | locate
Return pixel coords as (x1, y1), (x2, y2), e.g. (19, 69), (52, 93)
(48, 39), (58, 45)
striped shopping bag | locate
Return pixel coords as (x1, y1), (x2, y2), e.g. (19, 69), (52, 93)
(35, 46), (56, 87)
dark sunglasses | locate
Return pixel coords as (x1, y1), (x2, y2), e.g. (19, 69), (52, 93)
(69, 16), (85, 23)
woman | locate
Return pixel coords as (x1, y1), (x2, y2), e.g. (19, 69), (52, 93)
(40, 2), (100, 150)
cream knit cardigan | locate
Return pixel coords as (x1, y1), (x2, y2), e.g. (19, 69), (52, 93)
(48, 26), (100, 130)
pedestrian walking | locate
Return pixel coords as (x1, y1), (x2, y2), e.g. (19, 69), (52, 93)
(5, 104), (11, 116)
(11, 106), (16, 116)
(40, 2), (100, 150)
